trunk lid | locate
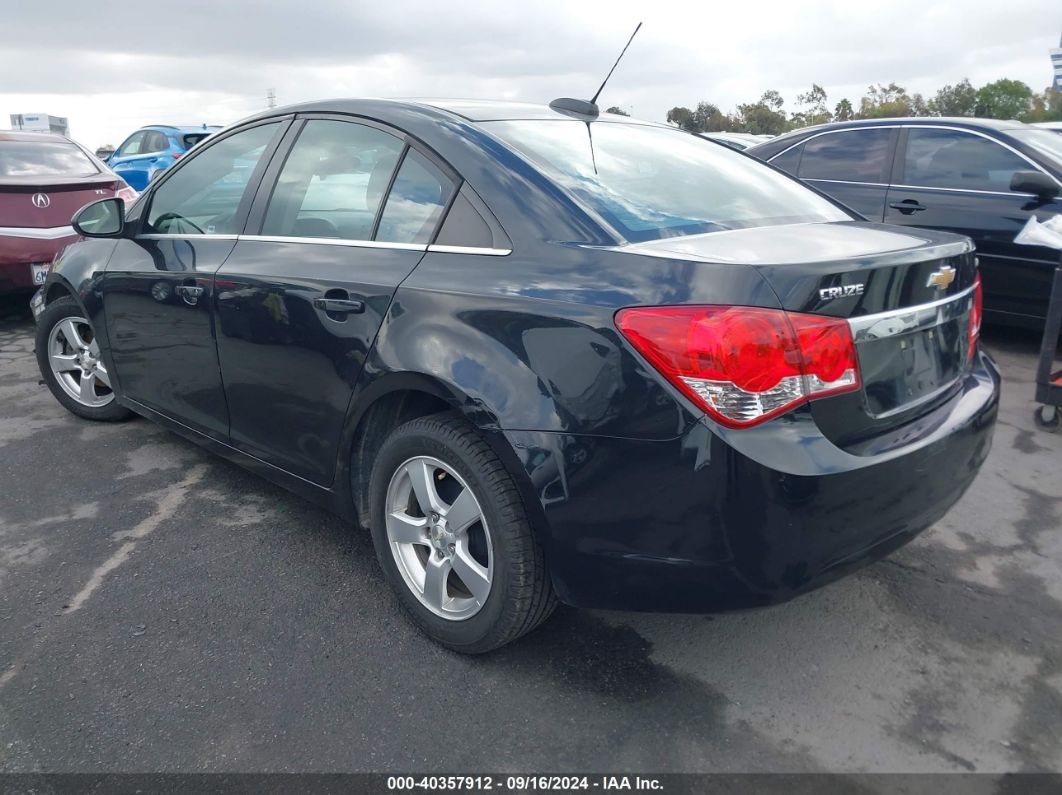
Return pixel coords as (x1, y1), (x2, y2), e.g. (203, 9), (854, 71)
(630, 221), (979, 446)
(0, 176), (123, 229)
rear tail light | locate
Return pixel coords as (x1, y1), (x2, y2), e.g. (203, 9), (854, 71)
(967, 273), (983, 361)
(115, 185), (138, 204)
(616, 305), (861, 428)
(172, 152), (183, 161)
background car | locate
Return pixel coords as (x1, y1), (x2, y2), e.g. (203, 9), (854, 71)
(107, 124), (219, 191)
(749, 118), (1062, 328)
(0, 130), (136, 294)
(700, 132), (772, 151)
(32, 99), (998, 652)
(1033, 121), (1062, 134)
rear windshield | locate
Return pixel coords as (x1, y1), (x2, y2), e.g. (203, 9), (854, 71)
(484, 120), (850, 242)
(0, 140), (100, 177)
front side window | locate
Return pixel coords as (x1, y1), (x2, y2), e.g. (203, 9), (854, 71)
(118, 132), (147, 157)
(0, 140), (99, 177)
(902, 128), (1032, 192)
(376, 150), (454, 244)
(262, 119), (405, 241)
(145, 122), (280, 235)
(798, 128), (892, 183)
(485, 120), (849, 242)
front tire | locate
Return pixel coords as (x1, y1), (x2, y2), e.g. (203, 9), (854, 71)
(368, 412), (557, 653)
(35, 298), (132, 422)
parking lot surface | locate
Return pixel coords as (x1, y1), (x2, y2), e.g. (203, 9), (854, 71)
(1, 294), (1060, 774)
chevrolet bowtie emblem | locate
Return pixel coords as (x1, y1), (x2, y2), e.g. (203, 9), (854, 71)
(926, 265), (956, 290)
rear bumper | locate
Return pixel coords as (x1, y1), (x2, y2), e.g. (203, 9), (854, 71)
(0, 232), (74, 293)
(504, 349), (1000, 612)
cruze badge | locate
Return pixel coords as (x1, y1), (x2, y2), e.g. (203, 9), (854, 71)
(926, 265), (956, 290)
(819, 283), (865, 301)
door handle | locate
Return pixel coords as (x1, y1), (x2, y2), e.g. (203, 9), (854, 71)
(313, 297), (364, 315)
(174, 284), (205, 306)
(889, 200), (927, 214)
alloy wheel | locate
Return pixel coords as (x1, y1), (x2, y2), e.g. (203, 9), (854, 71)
(385, 455), (493, 620)
(47, 317), (114, 408)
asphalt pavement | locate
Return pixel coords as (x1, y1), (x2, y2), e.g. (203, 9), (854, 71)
(1, 293), (1060, 774)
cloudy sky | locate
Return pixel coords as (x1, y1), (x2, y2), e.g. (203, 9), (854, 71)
(2, 0), (1060, 149)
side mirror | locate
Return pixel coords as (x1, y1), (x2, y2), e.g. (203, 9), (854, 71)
(1010, 170), (1059, 200)
(72, 198), (125, 238)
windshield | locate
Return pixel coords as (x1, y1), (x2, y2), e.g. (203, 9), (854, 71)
(484, 119), (850, 242)
(0, 140), (100, 177)
(1012, 129), (1062, 170)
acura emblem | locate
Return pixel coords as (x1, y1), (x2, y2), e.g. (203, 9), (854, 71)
(31, 192), (51, 209)
(926, 265), (956, 290)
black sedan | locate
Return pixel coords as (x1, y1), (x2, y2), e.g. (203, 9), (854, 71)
(32, 99), (999, 652)
(749, 117), (1062, 328)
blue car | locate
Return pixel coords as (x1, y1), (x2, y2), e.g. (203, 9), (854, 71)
(107, 124), (219, 191)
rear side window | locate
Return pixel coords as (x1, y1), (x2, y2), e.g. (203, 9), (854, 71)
(261, 119), (405, 241)
(902, 128), (1032, 192)
(143, 131), (170, 153)
(376, 150), (454, 245)
(769, 143), (802, 174)
(435, 191), (494, 248)
(0, 140), (99, 177)
(146, 122), (280, 235)
(798, 129), (892, 183)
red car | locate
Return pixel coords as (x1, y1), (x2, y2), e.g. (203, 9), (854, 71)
(0, 131), (136, 293)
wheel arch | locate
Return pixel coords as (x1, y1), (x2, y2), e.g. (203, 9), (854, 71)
(339, 373), (552, 552)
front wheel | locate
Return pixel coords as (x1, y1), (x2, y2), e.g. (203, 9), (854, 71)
(368, 412), (557, 653)
(35, 298), (132, 422)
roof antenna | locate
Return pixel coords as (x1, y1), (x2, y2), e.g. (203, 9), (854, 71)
(549, 22), (643, 120)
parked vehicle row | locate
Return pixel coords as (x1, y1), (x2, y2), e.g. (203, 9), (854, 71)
(0, 131), (136, 294)
(32, 99), (999, 651)
(749, 117), (1062, 328)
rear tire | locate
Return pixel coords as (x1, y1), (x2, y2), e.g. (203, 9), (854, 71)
(35, 298), (132, 422)
(368, 412), (557, 653)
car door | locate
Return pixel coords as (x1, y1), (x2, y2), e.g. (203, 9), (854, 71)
(103, 119), (289, 439)
(109, 130), (168, 192)
(773, 127), (897, 220)
(884, 126), (1062, 323)
(214, 115), (457, 485)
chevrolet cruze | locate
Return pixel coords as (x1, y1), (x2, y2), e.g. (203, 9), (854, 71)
(32, 99), (1000, 652)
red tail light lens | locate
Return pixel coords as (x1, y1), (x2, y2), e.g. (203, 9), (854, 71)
(967, 273), (983, 360)
(172, 152), (183, 160)
(616, 305), (861, 428)
(115, 185), (139, 204)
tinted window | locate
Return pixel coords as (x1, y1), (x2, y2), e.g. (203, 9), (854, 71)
(146, 122), (279, 235)
(143, 131), (170, 153)
(376, 150), (454, 244)
(118, 132), (146, 156)
(903, 128), (1038, 192)
(181, 133), (211, 150)
(262, 120), (404, 241)
(487, 120), (849, 242)
(798, 129), (892, 182)
(0, 140), (99, 177)
(435, 190), (494, 248)
(769, 143), (802, 174)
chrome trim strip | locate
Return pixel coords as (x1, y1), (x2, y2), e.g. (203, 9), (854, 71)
(0, 225), (75, 240)
(427, 244), (512, 256)
(237, 234), (427, 252)
(138, 233), (239, 241)
(847, 284), (976, 343)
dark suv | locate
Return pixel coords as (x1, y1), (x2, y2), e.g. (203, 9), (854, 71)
(750, 118), (1062, 328)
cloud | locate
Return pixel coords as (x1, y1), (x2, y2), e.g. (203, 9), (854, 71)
(1, 0), (1059, 148)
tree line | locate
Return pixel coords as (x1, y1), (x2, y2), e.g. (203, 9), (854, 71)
(653, 79), (1062, 136)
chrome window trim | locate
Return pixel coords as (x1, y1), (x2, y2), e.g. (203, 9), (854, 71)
(237, 234), (427, 252)
(769, 123), (1062, 190)
(138, 233), (239, 241)
(847, 284), (976, 343)
(0, 225), (75, 240)
(427, 244), (512, 256)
